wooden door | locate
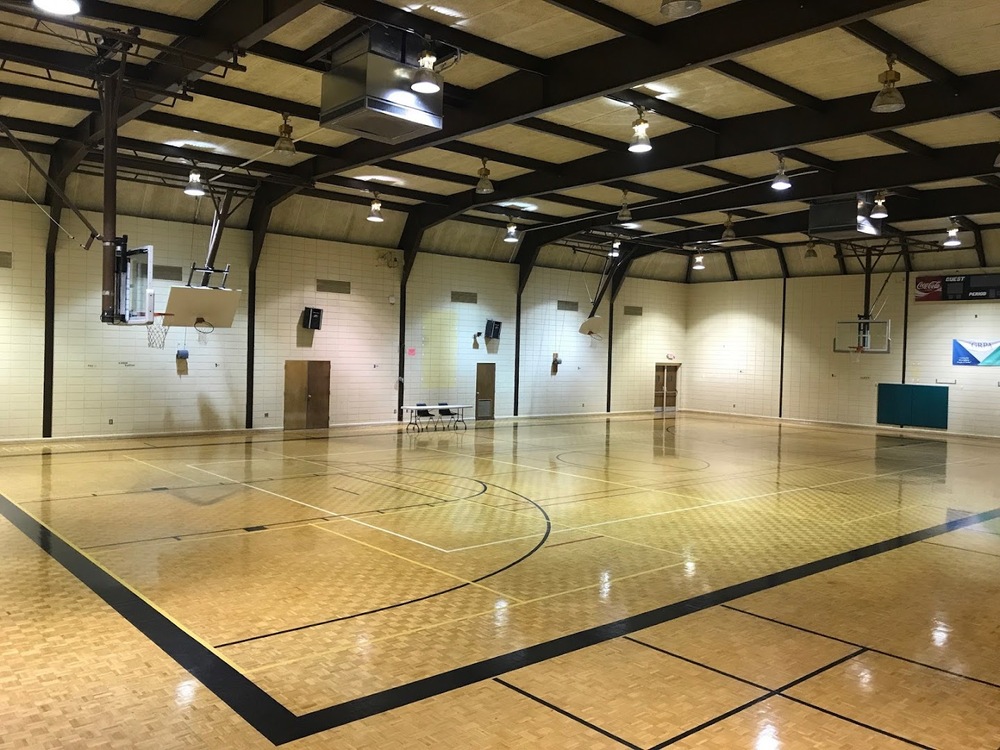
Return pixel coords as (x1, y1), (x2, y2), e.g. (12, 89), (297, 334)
(475, 363), (496, 420)
(654, 365), (665, 411)
(284, 360), (330, 429)
(664, 365), (679, 412)
(306, 360), (331, 428)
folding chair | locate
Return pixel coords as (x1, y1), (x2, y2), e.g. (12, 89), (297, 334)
(415, 402), (436, 431)
(437, 402), (457, 429)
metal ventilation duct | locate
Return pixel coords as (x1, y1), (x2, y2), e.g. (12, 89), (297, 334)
(320, 27), (443, 144)
(808, 194), (884, 240)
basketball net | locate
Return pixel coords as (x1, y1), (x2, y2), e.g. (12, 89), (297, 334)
(147, 313), (172, 349)
(852, 345), (864, 364)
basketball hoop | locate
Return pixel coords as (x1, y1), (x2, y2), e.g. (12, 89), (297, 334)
(147, 313), (173, 349)
(193, 316), (214, 344)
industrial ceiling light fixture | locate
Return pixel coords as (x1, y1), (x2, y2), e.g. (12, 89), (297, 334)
(870, 191), (889, 220)
(617, 190), (633, 223)
(804, 241), (817, 259)
(692, 254), (706, 270)
(943, 218), (962, 247)
(503, 218), (519, 243)
(721, 214), (736, 241)
(411, 50), (442, 94)
(771, 154), (791, 191)
(871, 53), (905, 114)
(183, 170), (206, 197)
(475, 157), (494, 195)
(628, 106), (652, 153)
(367, 193), (384, 223)
(609, 239), (621, 258)
(33, 0), (81, 14)
(274, 113), (296, 155)
(660, 0), (702, 18)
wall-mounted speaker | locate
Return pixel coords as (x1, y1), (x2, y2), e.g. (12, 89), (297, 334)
(303, 307), (323, 330)
(485, 319), (502, 339)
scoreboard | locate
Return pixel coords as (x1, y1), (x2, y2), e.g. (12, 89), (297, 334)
(914, 273), (1000, 302)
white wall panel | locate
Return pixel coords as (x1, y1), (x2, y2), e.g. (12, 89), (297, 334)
(611, 277), (687, 412)
(684, 278), (783, 417)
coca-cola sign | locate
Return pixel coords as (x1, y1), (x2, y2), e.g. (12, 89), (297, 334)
(914, 276), (943, 301)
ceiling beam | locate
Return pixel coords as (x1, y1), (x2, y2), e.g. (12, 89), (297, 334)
(287, 0), (922, 183)
(435, 69), (1000, 237)
(632, 186), (999, 255)
(606, 89), (720, 133)
(869, 130), (935, 156)
(710, 60), (826, 112)
(843, 19), (961, 91)
(538, 0), (656, 40)
(544, 142), (998, 243)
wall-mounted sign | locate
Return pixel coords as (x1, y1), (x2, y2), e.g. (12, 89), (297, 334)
(952, 339), (1000, 367)
(916, 274), (1000, 302)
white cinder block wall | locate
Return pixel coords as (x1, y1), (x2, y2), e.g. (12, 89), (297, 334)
(0, 202), (47, 439)
(783, 273), (905, 427)
(254, 234), (401, 426)
(907, 266), (1000, 437)
(3, 197), (999, 440)
(405, 254), (517, 418)
(53, 212), (249, 437)
(683, 279), (784, 417)
(520, 267), (609, 416)
(611, 277), (687, 412)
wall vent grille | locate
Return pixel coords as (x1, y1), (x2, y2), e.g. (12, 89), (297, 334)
(317, 279), (352, 294)
(0, 251), (11, 269)
(451, 291), (478, 304)
(624, 306), (643, 316)
(557, 300), (579, 311)
(153, 264), (183, 281)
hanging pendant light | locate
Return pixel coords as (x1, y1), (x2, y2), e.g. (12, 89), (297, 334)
(475, 157), (494, 195)
(367, 193), (384, 223)
(274, 113), (296, 155)
(692, 254), (705, 270)
(617, 190), (633, 223)
(183, 170), (205, 197)
(870, 191), (889, 220)
(871, 54), (905, 114)
(660, 0), (701, 18)
(943, 218), (962, 247)
(771, 154), (791, 191)
(721, 214), (736, 241)
(33, 0), (80, 14)
(628, 107), (652, 153)
(411, 50), (442, 94)
(503, 220), (519, 243)
(804, 241), (817, 259)
(608, 239), (621, 258)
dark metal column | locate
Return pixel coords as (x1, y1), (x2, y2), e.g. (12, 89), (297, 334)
(100, 74), (121, 323)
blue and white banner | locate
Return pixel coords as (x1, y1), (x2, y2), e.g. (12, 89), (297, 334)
(952, 339), (1000, 367)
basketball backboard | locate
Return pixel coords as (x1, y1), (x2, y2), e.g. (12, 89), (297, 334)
(834, 319), (890, 353)
(163, 286), (241, 328)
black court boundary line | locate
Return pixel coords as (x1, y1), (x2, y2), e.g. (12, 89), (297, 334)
(494, 678), (642, 749)
(2, 492), (999, 747)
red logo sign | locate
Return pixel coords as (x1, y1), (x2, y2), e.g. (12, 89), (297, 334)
(915, 276), (943, 301)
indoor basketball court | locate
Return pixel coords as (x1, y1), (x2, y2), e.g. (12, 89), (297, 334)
(3, 413), (999, 747)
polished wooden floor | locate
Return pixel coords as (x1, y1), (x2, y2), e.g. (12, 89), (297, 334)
(2, 413), (999, 749)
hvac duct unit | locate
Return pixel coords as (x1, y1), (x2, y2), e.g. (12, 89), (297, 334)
(808, 196), (884, 240)
(320, 27), (443, 144)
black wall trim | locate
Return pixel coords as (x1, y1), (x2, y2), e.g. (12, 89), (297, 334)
(3, 488), (998, 746)
(606, 298), (614, 413)
(245, 263), (257, 429)
(513, 289), (521, 416)
(902, 270), (910, 384)
(778, 277), (787, 418)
